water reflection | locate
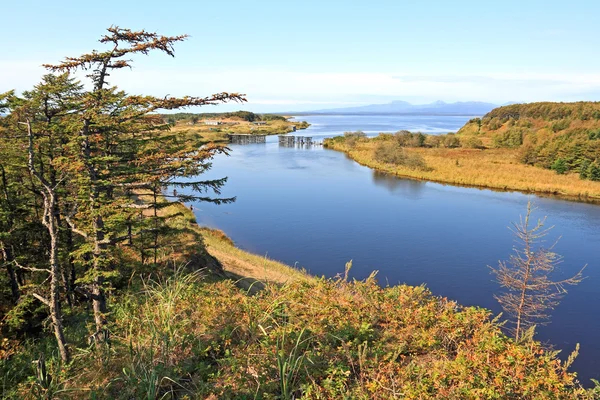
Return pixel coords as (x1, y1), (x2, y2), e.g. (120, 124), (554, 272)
(371, 171), (425, 198)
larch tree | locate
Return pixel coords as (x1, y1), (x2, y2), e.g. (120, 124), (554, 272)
(490, 201), (586, 341)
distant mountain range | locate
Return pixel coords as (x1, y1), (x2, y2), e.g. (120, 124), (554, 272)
(298, 100), (504, 115)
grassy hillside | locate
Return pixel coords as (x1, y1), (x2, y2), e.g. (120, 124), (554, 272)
(2, 263), (590, 398)
(458, 102), (600, 179)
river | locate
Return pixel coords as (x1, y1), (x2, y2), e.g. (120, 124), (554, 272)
(184, 114), (600, 384)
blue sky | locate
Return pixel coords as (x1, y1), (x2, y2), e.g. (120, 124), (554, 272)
(2, 0), (599, 112)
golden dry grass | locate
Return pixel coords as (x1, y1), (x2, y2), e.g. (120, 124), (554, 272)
(199, 227), (313, 285)
(327, 140), (600, 201)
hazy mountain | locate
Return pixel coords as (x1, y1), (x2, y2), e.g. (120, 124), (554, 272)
(304, 100), (498, 115)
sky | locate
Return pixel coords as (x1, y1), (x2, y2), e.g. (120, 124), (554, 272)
(2, 0), (600, 112)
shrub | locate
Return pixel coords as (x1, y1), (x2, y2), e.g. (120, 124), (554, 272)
(492, 128), (524, 148)
(426, 135), (442, 148)
(551, 158), (568, 174)
(442, 133), (460, 148)
(488, 118), (502, 130)
(344, 131), (366, 138)
(468, 117), (482, 126)
(394, 131), (426, 147)
(344, 131), (366, 148)
(517, 118), (533, 128)
(588, 161), (600, 181)
(373, 142), (428, 170)
(588, 129), (600, 140)
(579, 159), (591, 179)
(460, 136), (484, 149)
(519, 143), (538, 165)
(551, 119), (571, 132)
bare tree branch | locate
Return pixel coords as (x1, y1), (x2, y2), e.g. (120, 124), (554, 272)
(490, 200), (586, 341)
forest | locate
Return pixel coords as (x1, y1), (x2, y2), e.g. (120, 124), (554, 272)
(458, 102), (600, 180)
(160, 111), (288, 124)
(0, 27), (598, 399)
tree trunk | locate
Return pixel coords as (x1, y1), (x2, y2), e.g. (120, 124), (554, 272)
(67, 228), (77, 301)
(153, 187), (158, 265)
(92, 212), (108, 333)
(1, 243), (19, 301)
(44, 192), (70, 363)
(27, 120), (69, 363)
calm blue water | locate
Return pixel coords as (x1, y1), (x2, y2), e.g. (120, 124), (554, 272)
(183, 114), (600, 384)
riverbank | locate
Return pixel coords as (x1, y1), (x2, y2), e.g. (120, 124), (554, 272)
(137, 192), (312, 287)
(324, 136), (600, 202)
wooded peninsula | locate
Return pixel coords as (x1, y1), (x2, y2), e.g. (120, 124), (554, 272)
(324, 102), (600, 201)
(161, 111), (310, 143)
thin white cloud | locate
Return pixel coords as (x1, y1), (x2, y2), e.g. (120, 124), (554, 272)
(393, 73), (600, 86)
(3, 60), (600, 108)
(109, 69), (600, 104)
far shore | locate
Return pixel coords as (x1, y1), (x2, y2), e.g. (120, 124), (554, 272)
(324, 137), (600, 203)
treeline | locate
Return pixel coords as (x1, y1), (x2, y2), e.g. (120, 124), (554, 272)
(333, 130), (479, 150)
(485, 101), (600, 121)
(458, 102), (600, 180)
(160, 110), (287, 123)
(0, 28), (241, 367)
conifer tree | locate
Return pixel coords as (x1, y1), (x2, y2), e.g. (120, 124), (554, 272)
(42, 27), (245, 334)
(0, 73), (83, 362)
(1, 27), (244, 355)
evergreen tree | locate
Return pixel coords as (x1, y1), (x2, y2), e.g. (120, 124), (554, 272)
(551, 158), (568, 174)
(588, 161), (600, 181)
(579, 159), (591, 179)
(0, 27), (245, 357)
(40, 26), (245, 334)
(0, 74), (83, 362)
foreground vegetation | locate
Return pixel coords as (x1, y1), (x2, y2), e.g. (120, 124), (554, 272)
(324, 109), (600, 200)
(1, 252), (591, 398)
